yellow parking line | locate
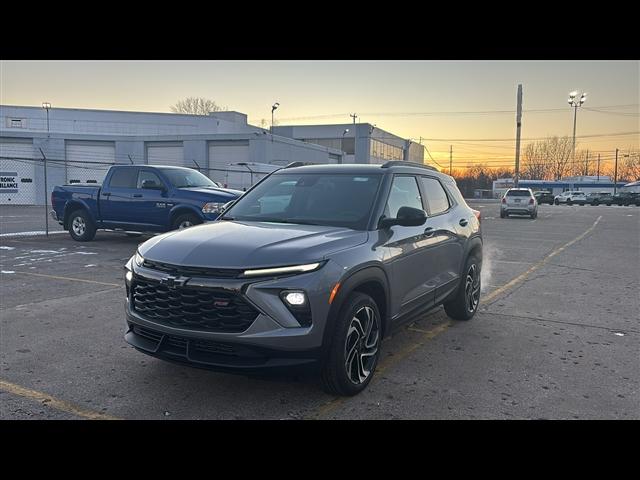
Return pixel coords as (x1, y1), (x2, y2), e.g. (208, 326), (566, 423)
(482, 215), (602, 304)
(8, 271), (121, 287)
(0, 379), (121, 420)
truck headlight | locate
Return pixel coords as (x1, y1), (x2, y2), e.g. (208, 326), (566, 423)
(202, 202), (225, 214)
(134, 251), (144, 267)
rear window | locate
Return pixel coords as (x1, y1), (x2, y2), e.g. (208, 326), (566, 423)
(109, 168), (138, 189)
(506, 190), (531, 197)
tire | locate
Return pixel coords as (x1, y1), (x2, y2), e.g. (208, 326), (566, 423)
(320, 292), (382, 396)
(554, 199), (559, 205)
(444, 253), (481, 321)
(567, 199), (573, 206)
(593, 201), (599, 206)
(171, 212), (202, 230)
(500, 210), (506, 218)
(68, 209), (97, 242)
(531, 211), (537, 219)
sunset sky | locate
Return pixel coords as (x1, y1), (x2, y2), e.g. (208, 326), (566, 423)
(1, 60), (638, 170)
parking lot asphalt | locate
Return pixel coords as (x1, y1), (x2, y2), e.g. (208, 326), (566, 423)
(1, 202), (638, 419)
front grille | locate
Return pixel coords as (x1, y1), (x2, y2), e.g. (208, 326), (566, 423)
(132, 277), (259, 333)
(142, 259), (242, 279)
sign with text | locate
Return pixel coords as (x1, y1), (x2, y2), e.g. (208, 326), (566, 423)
(0, 172), (19, 193)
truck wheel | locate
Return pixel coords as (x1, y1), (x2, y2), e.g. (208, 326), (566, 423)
(68, 209), (96, 242)
(171, 213), (201, 230)
(444, 253), (481, 321)
(321, 292), (382, 396)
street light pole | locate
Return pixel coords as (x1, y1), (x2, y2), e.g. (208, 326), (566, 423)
(568, 91), (587, 170)
(514, 84), (523, 188)
(271, 102), (279, 133)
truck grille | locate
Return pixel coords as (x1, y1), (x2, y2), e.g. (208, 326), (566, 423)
(141, 259), (242, 279)
(132, 277), (259, 333)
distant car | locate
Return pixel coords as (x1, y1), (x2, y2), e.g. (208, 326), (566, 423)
(554, 191), (586, 205)
(534, 191), (554, 205)
(613, 192), (640, 206)
(584, 191), (610, 206)
(501, 188), (537, 218)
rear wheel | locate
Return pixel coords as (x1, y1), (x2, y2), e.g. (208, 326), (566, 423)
(321, 292), (382, 396)
(68, 209), (97, 242)
(171, 213), (202, 230)
(567, 199), (573, 205)
(554, 199), (559, 205)
(444, 253), (481, 321)
(500, 210), (506, 218)
(531, 211), (537, 219)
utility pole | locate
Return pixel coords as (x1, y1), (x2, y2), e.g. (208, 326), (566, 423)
(350, 113), (357, 125)
(449, 145), (453, 175)
(39, 148), (49, 237)
(597, 153), (600, 181)
(514, 84), (523, 188)
(584, 149), (589, 177)
(614, 148), (619, 195)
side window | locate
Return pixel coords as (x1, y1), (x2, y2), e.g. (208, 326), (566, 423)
(109, 168), (138, 189)
(385, 176), (423, 218)
(420, 176), (450, 215)
(137, 170), (163, 189)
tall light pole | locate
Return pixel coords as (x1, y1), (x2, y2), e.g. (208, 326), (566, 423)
(42, 102), (51, 236)
(271, 102), (279, 133)
(568, 91), (587, 170)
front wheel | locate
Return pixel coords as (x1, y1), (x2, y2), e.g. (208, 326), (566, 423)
(68, 209), (96, 242)
(171, 213), (202, 230)
(444, 254), (481, 321)
(554, 199), (560, 205)
(321, 292), (382, 396)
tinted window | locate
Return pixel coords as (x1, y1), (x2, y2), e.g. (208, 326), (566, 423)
(385, 176), (423, 218)
(227, 173), (382, 230)
(109, 168), (138, 189)
(137, 170), (163, 189)
(420, 177), (450, 215)
(506, 190), (531, 197)
(159, 168), (217, 188)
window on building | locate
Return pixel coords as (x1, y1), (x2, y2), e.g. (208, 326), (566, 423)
(420, 177), (450, 215)
(341, 137), (355, 155)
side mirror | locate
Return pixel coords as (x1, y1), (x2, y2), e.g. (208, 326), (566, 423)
(379, 206), (427, 228)
(142, 179), (165, 190)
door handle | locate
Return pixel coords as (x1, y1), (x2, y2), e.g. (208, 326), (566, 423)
(133, 194), (143, 198)
(102, 192), (111, 197)
(459, 218), (468, 227)
(424, 227), (435, 237)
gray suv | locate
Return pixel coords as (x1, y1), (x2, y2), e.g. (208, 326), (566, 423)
(124, 162), (483, 395)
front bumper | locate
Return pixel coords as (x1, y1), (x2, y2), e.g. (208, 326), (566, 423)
(124, 259), (343, 372)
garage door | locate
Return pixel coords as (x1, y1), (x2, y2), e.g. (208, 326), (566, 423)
(208, 141), (250, 184)
(0, 139), (37, 205)
(66, 141), (115, 184)
(147, 142), (184, 167)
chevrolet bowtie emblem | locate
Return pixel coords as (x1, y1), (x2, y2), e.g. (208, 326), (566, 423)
(160, 276), (188, 288)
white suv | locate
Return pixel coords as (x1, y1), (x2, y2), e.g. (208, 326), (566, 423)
(554, 191), (586, 205)
(501, 188), (538, 219)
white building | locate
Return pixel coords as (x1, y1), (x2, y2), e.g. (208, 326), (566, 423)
(272, 123), (424, 165)
(492, 176), (627, 198)
(0, 105), (345, 205)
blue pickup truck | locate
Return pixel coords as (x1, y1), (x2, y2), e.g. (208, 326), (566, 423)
(51, 165), (242, 241)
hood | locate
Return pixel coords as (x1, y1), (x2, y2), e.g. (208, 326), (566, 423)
(178, 186), (242, 200)
(138, 221), (368, 269)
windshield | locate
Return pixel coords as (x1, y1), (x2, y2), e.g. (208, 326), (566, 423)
(159, 168), (218, 188)
(224, 173), (382, 230)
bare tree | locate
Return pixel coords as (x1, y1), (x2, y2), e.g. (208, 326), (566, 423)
(543, 136), (573, 180)
(617, 149), (640, 182)
(170, 97), (226, 115)
(522, 141), (550, 180)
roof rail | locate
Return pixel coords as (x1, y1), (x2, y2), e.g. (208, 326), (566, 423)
(284, 161), (315, 169)
(381, 161), (438, 171)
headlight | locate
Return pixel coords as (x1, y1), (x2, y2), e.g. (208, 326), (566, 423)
(125, 270), (133, 285)
(242, 262), (323, 278)
(134, 251), (144, 267)
(281, 291), (307, 306)
(202, 202), (225, 214)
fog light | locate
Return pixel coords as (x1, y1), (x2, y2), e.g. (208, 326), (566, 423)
(283, 291), (306, 306)
(125, 270), (133, 284)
